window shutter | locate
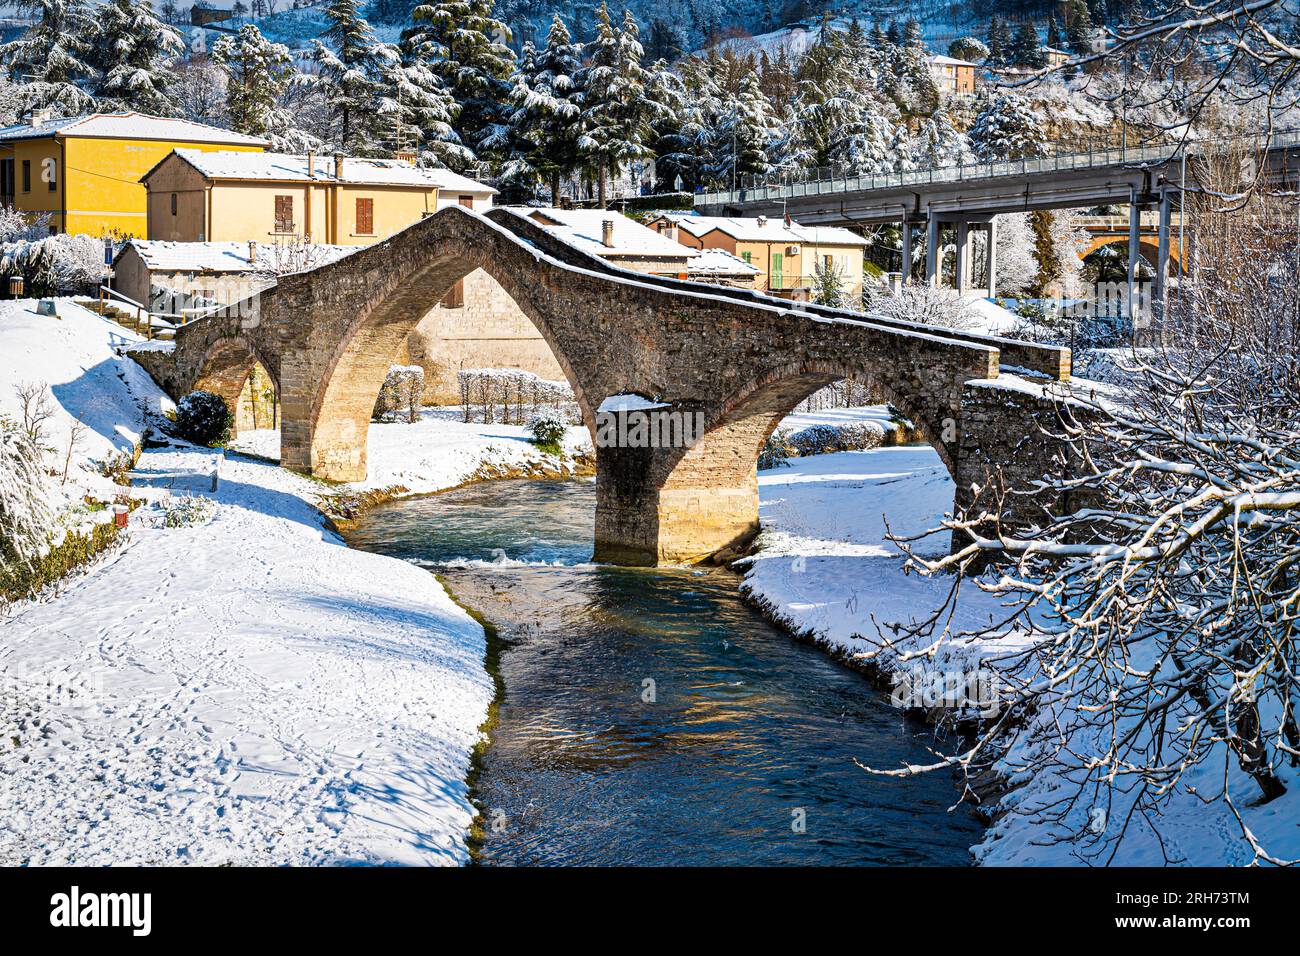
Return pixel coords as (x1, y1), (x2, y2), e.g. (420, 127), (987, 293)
(356, 198), (374, 235)
(274, 195), (293, 232)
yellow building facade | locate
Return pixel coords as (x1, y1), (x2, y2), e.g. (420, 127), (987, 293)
(142, 149), (496, 246)
(0, 112), (268, 238)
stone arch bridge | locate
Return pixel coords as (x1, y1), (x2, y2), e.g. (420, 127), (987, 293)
(132, 205), (1075, 566)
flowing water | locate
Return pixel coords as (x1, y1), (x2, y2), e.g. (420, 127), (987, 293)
(344, 478), (982, 866)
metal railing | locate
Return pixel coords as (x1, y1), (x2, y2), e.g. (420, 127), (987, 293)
(697, 127), (1300, 208)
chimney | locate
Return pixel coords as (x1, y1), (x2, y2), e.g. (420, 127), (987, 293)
(334, 154), (344, 180)
(307, 150), (315, 178)
(29, 108), (51, 127)
(601, 219), (615, 248)
(248, 240), (258, 264)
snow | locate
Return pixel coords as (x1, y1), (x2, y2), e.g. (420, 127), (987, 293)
(596, 393), (670, 413)
(0, 111), (268, 146)
(168, 148), (493, 190)
(230, 407), (592, 497)
(0, 298), (172, 498)
(963, 296), (1024, 335)
(1, 446), (492, 865)
(741, 408), (1300, 866)
(514, 206), (698, 260)
(688, 248), (761, 276)
(120, 240), (353, 274)
(0, 303), (496, 865)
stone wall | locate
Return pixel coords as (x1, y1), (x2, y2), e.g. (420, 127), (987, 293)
(403, 268), (566, 405)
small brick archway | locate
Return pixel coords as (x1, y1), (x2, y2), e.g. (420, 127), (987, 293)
(135, 205), (1078, 566)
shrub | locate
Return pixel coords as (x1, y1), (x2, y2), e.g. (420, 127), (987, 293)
(373, 365), (425, 423)
(789, 422), (883, 456)
(174, 390), (233, 447)
(163, 495), (217, 528)
(458, 368), (574, 424)
(758, 428), (794, 470)
(526, 408), (567, 452)
(0, 416), (54, 583)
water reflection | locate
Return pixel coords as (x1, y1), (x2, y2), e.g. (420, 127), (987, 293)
(345, 479), (981, 866)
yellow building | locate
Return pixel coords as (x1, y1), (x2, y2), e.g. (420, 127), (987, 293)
(141, 149), (496, 245)
(649, 214), (869, 299)
(0, 111), (268, 238)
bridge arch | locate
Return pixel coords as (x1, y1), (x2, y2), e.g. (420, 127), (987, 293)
(304, 236), (596, 482)
(620, 360), (961, 564)
(192, 335), (279, 437)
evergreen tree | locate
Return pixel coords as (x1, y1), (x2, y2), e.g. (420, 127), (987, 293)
(1047, 17), (1064, 50)
(642, 58), (686, 191)
(1010, 20), (1046, 68)
(911, 105), (973, 168)
(710, 59), (777, 187)
(657, 53), (719, 191)
(409, 0), (516, 169)
(309, 0), (393, 154)
(969, 93), (1045, 160)
(386, 30), (470, 168)
(985, 16), (1013, 68)
(1066, 0), (1096, 54)
(0, 0), (98, 114)
(578, 4), (654, 207)
(212, 24), (293, 137)
(893, 17), (939, 120)
(93, 0), (184, 115)
(501, 15), (584, 200)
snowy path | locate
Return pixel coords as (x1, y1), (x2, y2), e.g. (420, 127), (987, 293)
(1, 447), (493, 866)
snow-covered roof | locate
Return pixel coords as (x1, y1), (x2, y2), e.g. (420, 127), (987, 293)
(0, 112), (268, 146)
(156, 149), (496, 191)
(517, 207), (697, 260)
(117, 239), (353, 273)
(662, 214), (868, 247)
(687, 248), (762, 276)
(926, 54), (979, 68)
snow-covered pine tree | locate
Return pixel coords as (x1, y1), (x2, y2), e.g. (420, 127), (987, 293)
(911, 105), (973, 168)
(892, 17), (939, 122)
(409, 0), (516, 169)
(1047, 17), (1064, 50)
(656, 53), (720, 191)
(92, 0), (184, 115)
(212, 24), (294, 138)
(709, 56), (777, 188)
(578, 4), (654, 207)
(308, 0), (398, 156)
(501, 15), (583, 201)
(0, 0), (98, 115)
(985, 16), (1012, 68)
(642, 59), (686, 191)
(969, 93), (1045, 160)
(386, 28), (471, 169)
(1066, 0), (1095, 54)
(1009, 20), (1046, 68)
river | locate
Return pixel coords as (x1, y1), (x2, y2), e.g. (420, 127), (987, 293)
(343, 478), (982, 866)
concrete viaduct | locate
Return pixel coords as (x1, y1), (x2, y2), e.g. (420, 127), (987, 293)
(131, 205), (1078, 566)
(696, 129), (1300, 308)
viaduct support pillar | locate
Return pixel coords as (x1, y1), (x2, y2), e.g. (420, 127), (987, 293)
(925, 214), (939, 287)
(1156, 188), (1172, 311)
(1126, 199), (1142, 324)
(985, 218), (998, 298)
(899, 220), (913, 285)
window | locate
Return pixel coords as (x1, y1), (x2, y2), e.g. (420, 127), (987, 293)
(741, 251), (752, 264)
(46, 157), (55, 191)
(355, 197), (374, 235)
(21, 159), (30, 193)
(441, 278), (464, 309)
(170, 193), (177, 216)
(457, 195), (474, 209)
(274, 195), (294, 233)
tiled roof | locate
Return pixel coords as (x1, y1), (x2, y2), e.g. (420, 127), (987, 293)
(157, 149), (496, 191)
(517, 207), (698, 259)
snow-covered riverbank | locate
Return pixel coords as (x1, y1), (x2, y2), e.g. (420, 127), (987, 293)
(0, 300), (499, 865)
(741, 445), (1300, 867)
